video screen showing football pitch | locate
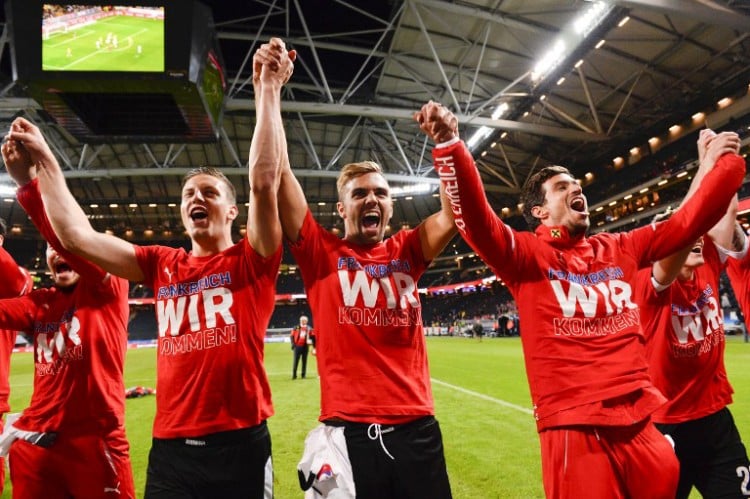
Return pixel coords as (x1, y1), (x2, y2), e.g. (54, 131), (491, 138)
(41, 6), (164, 72)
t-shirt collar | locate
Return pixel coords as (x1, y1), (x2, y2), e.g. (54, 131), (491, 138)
(535, 224), (585, 247)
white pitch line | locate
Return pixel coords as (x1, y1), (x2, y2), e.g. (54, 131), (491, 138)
(431, 378), (533, 415)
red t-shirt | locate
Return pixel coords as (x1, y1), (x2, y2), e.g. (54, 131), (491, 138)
(135, 238), (281, 438)
(289, 210), (434, 424)
(634, 238), (733, 423)
(433, 140), (745, 431)
(8, 180), (129, 434)
(0, 247), (33, 414)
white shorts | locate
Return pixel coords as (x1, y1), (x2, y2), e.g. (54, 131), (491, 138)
(297, 424), (356, 499)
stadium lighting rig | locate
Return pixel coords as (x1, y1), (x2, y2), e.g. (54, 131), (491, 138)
(465, 0), (617, 153)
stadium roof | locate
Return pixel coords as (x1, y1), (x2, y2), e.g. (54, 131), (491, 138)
(0, 0), (749, 266)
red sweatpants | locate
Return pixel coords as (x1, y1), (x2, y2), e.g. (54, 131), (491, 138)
(9, 427), (134, 499)
(540, 420), (679, 498)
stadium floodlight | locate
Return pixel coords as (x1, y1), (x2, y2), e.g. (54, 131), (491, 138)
(574, 1), (611, 36)
(466, 126), (492, 149)
(390, 183), (434, 197)
(466, 102), (509, 151)
(530, 1), (615, 84)
(491, 102), (510, 120)
(531, 40), (567, 82)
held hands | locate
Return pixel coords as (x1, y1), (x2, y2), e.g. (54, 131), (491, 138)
(696, 128), (716, 164)
(1, 127), (33, 186)
(253, 37), (297, 87)
(1, 118), (49, 186)
(700, 130), (741, 171)
(413, 101), (459, 144)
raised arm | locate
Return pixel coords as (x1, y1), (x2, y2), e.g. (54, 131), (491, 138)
(702, 132), (742, 250)
(651, 130), (742, 285)
(277, 142), (309, 243)
(707, 195), (743, 252)
(682, 129), (719, 201)
(649, 218), (694, 287)
(257, 42), (307, 244)
(5, 117), (144, 282)
(682, 129), (742, 248)
(413, 101), (458, 261)
(638, 150), (745, 266)
(416, 101), (516, 278)
(247, 37), (296, 255)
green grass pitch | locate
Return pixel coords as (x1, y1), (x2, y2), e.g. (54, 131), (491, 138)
(42, 15), (164, 72)
(6, 336), (750, 498)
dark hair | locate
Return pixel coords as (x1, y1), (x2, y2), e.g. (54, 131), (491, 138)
(0, 218), (8, 237)
(182, 167), (237, 204)
(520, 165), (571, 231)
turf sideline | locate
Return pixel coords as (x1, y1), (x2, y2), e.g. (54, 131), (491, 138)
(431, 378), (533, 415)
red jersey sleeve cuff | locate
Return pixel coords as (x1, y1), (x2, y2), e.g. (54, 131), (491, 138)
(15, 177), (40, 206)
(434, 136), (461, 149)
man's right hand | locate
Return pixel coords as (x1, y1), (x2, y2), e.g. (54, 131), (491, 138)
(253, 37), (297, 88)
(414, 101), (459, 144)
(702, 131), (741, 170)
(4, 118), (59, 180)
(696, 128), (716, 165)
(1, 125), (36, 187)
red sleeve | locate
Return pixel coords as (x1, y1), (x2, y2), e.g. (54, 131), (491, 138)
(433, 140), (522, 282)
(287, 209), (329, 284)
(622, 154), (745, 267)
(0, 289), (52, 332)
(16, 179), (108, 284)
(0, 246), (31, 298)
(133, 244), (160, 286)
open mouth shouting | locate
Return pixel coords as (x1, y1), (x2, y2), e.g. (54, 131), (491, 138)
(189, 206), (209, 225)
(53, 259), (74, 277)
(362, 210), (381, 232)
(49, 254), (79, 287)
(570, 196), (588, 216)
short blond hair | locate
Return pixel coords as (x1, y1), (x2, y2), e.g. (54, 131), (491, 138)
(183, 166), (237, 205)
(336, 161), (385, 200)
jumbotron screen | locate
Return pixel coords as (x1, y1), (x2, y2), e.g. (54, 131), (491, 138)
(41, 4), (164, 72)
